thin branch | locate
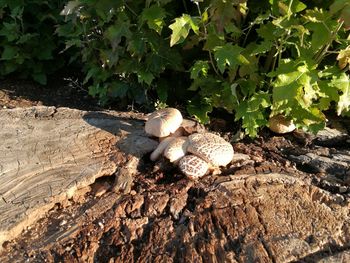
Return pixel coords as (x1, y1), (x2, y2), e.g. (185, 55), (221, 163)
(195, 2), (221, 77)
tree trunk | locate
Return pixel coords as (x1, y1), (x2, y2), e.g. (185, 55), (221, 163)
(1, 106), (350, 262)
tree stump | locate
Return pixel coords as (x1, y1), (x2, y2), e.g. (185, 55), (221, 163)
(1, 106), (350, 262)
(0, 106), (157, 247)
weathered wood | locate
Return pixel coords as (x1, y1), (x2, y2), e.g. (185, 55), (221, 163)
(0, 106), (157, 247)
(1, 106), (350, 262)
(2, 172), (350, 262)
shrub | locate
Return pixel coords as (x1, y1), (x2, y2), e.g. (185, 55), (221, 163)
(57, 0), (185, 106)
(0, 0), (66, 84)
(3, 0), (349, 137)
(59, 0), (350, 136)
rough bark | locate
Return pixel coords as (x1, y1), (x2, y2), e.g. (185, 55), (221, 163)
(1, 106), (350, 262)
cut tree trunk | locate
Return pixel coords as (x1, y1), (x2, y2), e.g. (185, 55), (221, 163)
(1, 106), (350, 262)
(0, 106), (157, 248)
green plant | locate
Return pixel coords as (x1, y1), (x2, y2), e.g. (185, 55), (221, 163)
(0, 0), (66, 84)
(169, 0), (350, 136)
(58, 0), (184, 106)
(60, 0), (350, 136)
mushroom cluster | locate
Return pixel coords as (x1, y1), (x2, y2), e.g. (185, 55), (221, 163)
(145, 108), (234, 179)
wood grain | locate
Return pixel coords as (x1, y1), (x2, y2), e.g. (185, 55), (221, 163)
(0, 106), (157, 247)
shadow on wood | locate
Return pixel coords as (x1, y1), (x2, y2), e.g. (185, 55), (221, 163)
(0, 106), (157, 248)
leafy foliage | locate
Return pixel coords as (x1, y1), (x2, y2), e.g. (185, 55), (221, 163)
(165, 0), (350, 136)
(0, 0), (66, 84)
(1, 0), (349, 137)
(57, 0), (183, 106)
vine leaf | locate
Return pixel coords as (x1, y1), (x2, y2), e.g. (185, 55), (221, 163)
(214, 44), (248, 73)
(190, 60), (209, 79)
(141, 5), (166, 34)
(235, 93), (270, 137)
(330, 73), (350, 115)
(169, 14), (199, 47)
(187, 97), (212, 124)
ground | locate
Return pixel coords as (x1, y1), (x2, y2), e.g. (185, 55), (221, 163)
(0, 78), (350, 262)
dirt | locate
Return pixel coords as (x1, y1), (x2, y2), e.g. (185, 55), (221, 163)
(1, 78), (350, 262)
(0, 78), (100, 111)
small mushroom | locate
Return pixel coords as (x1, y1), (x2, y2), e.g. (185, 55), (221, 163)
(145, 108), (183, 138)
(268, 115), (296, 134)
(145, 108), (183, 161)
(178, 154), (209, 180)
(164, 136), (189, 163)
(150, 136), (176, 161)
(187, 132), (234, 167)
(165, 132), (234, 179)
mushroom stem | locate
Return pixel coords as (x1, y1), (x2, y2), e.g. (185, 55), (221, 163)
(150, 136), (176, 161)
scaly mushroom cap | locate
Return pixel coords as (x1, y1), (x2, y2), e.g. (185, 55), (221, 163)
(178, 154), (209, 179)
(164, 136), (189, 163)
(145, 108), (183, 138)
(187, 132), (234, 166)
(268, 115), (296, 134)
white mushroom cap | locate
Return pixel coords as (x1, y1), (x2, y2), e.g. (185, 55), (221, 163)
(178, 154), (209, 179)
(164, 136), (189, 163)
(268, 115), (296, 134)
(187, 132), (234, 166)
(145, 108), (183, 137)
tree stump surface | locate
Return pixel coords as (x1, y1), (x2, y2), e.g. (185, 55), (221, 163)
(0, 106), (157, 248)
(1, 106), (350, 262)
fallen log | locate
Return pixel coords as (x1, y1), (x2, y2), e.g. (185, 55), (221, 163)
(0, 106), (157, 248)
(1, 106), (350, 262)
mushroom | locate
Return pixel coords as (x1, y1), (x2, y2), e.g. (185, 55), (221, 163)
(178, 155), (209, 179)
(163, 136), (189, 163)
(145, 108), (183, 161)
(268, 115), (296, 134)
(145, 109), (234, 179)
(164, 132), (234, 179)
(145, 108), (183, 138)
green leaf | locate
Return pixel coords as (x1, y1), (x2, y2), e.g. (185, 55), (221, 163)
(256, 22), (283, 41)
(137, 71), (154, 85)
(156, 79), (168, 102)
(214, 44), (248, 73)
(141, 5), (166, 34)
(203, 26), (225, 51)
(109, 81), (129, 98)
(303, 8), (328, 23)
(224, 23), (241, 36)
(329, 0), (350, 30)
(0, 22), (19, 41)
(329, 0), (349, 15)
(251, 40), (274, 55)
(210, 82), (239, 112)
(127, 33), (146, 57)
(306, 22), (332, 52)
(16, 33), (37, 44)
(272, 61), (313, 112)
(235, 93), (270, 137)
(330, 73), (350, 115)
(269, 0), (307, 15)
(290, 0), (307, 13)
(187, 97), (212, 124)
(169, 14), (199, 47)
(37, 45), (54, 60)
(32, 72), (47, 85)
(190, 60), (209, 79)
(104, 20), (131, 50)
(1, 46), (18, 60)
